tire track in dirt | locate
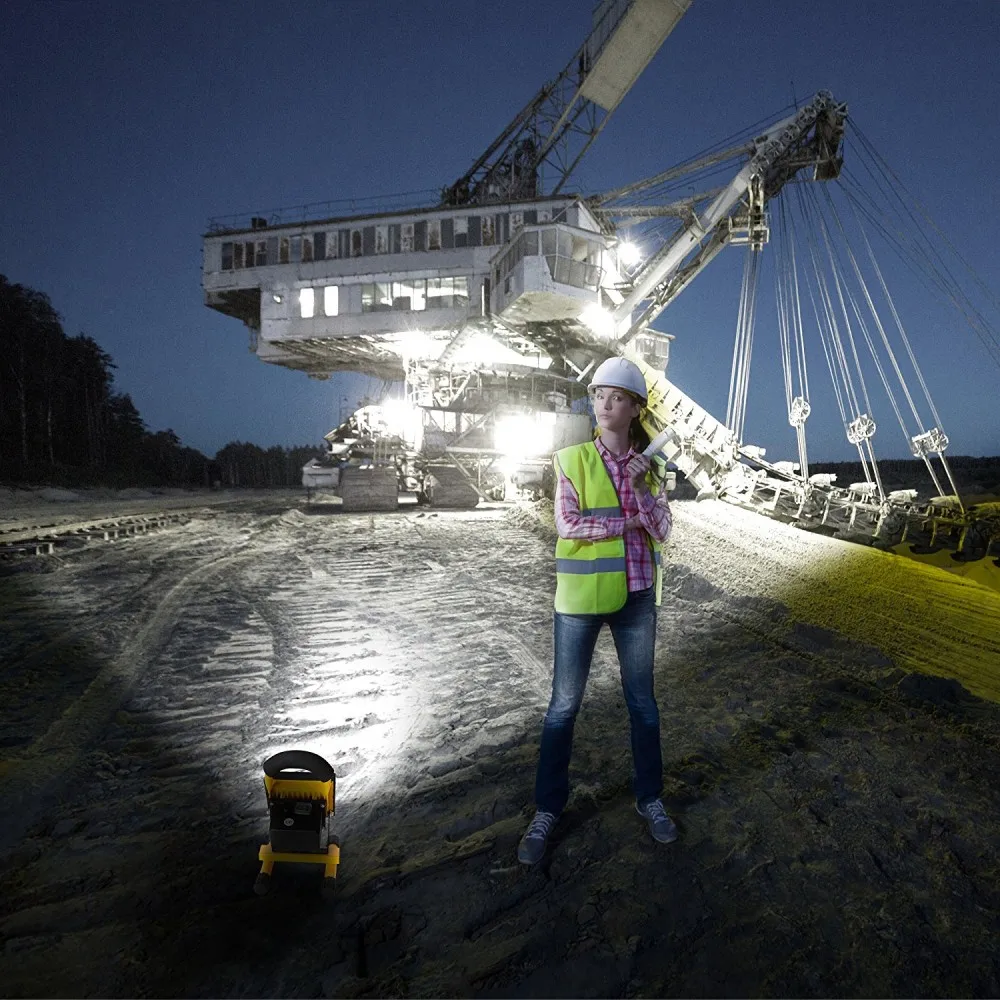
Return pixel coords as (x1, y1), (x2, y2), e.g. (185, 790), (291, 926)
(0, 513), (293, 852)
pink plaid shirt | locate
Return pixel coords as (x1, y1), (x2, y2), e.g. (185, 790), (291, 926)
(554, 436), (672, 592)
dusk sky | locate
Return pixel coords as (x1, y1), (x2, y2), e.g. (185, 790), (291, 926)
(3, 0), (998, 462)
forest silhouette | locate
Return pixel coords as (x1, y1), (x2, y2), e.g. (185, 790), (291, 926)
(0, 275), (321, 489)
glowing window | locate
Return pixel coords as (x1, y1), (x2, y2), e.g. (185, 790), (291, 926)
(323, 285), (339, 317)
(299, 288), (315, 318)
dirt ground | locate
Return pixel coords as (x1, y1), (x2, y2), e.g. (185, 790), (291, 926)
(1, 493), (999, 998)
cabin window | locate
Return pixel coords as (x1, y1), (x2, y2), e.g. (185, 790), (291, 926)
(221, 242), (234, 270)
(427, 219), (442, 251)
(375, 225), (389, 254)
(427, 276), (467, 309)
(323, 285), (339, 317)
(313, 232), (326, 260)
(302, 235), (314, 263)
(255, 241), (268, 267)
(454, 216), (468, 248)
(233, 242), (244, 269)
(392, 279), (426, 311)
(401, 223), (414, 253)
(290, 236), (302, 263)
(279, 238), (289, 264)
(351, 230), (363, 257)
(299, 287), (315, 318)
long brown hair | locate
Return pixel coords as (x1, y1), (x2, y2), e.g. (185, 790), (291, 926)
(629, 395), (651, 453)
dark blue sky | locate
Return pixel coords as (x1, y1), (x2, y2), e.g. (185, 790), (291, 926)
(3, 0), (998, 461)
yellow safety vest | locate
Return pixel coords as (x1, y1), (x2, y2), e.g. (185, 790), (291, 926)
(553, 441), (664, 614)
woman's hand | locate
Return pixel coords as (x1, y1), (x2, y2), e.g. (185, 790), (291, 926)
(627, 453), (651, 496)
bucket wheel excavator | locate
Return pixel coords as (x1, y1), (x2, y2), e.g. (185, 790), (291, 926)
(202, 1), (998, 567)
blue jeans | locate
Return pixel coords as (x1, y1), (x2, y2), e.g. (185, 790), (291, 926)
(534, 586), (663, 815)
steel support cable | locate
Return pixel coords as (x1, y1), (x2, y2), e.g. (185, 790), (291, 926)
(820, 185), (923, 437)
(799, 185), (867, 425)
(808, 185), (891, 497)
(841, 142), (980, 321)
(840, 173), (964, 311)
(745, 248), (764, 439)
(802, 242), (849, 427)
(782, 195), (812, 406)
(841, 163), (979, 321)
(841, 190), (947, 433)
(788, 211), (810, 404)
(727, 247), (761, 440)
(796, 206), (849, 430)
(839, 189), (965, 504)
(848, 125), (1000, 367)
(842, 279), (913, 447)
(840, 175), (1000, 372)
(775, 224), (795, 412)
(602, 103), (798, 207)
(774, 202), (812, 478)
(782, 195), (814, 476)
(809, 184), (878, 423)
(851, 121), (1000, 318)
(800, 210), (849, 426)
(727, 248), (753, 432)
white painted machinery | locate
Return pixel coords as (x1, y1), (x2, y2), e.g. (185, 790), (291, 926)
(204, 1), (998, 561)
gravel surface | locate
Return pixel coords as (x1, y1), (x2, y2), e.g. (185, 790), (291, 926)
(1, 494), (999, 998)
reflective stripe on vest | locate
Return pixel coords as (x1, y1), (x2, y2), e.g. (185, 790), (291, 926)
(553, 441), (664, 614)
(555, 556), (628, 575)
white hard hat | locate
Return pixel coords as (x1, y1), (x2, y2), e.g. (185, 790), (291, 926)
(588, 356), (647, 403)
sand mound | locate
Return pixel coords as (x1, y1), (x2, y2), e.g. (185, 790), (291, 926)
(38, 487), (83, 502)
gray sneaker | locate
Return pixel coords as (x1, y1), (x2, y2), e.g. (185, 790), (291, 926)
(517, 810), (558, 864)
(636, 799), (678, 843)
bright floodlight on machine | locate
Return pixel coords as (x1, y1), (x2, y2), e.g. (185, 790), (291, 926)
(379, 398), (422, 441)
(618, 241), (642, 268)
(580, 303), (615, 339)
(495, 413), (555, 461)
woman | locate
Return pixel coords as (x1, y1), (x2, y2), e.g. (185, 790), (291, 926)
(518, 356), (676, 865)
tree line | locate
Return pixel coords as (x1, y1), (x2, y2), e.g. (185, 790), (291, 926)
(810, 455), (1000, 493)
(0, 275), (322, 489)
